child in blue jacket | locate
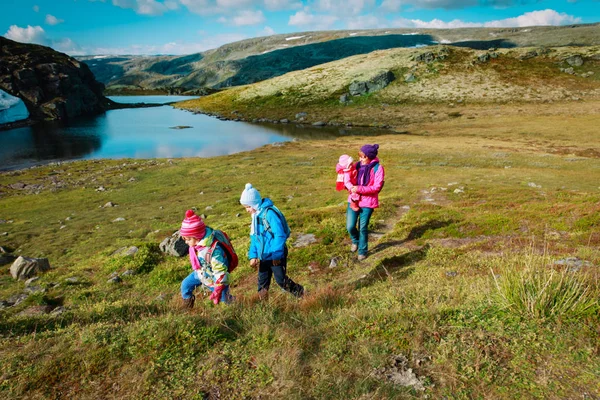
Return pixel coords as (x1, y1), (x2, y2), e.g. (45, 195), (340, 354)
(240, 183), (304, 299)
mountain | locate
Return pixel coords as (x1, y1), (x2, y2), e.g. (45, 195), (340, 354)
(0, 36), (112, 126)
(79, 23), (600, 93)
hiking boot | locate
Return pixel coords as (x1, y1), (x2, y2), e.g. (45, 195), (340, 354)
(350, 243), (358, 252)
(357, 254), (367, 261)
(182, 294), (195, 309)
(258, 289), (269, 301)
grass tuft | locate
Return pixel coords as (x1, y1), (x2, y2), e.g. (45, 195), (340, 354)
(492, 242), (599, 320)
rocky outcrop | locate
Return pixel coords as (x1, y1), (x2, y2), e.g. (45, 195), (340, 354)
(349, 70), (396, 96)
(0, 36), (112, 124)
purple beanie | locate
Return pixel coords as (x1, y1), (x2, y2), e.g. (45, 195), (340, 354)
(360, 144), (379, 159)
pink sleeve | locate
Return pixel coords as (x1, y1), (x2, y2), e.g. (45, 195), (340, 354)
(356, 165), (384, 195)
(343, 171), (353, 190)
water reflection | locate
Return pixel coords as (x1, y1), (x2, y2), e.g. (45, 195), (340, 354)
(0, 97), (388, 171)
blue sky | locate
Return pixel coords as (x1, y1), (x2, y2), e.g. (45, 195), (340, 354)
(1, 0), (599, 55)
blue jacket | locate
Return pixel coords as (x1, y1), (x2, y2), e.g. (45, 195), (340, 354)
(248, 198), (287, 261)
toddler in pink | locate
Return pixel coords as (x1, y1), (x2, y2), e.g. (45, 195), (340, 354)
(336, 154), (360, 211)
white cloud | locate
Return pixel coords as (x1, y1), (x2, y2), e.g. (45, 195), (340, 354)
(288, 8), (338, 29)
(263, 0), (302, 11)
(4, 25), (48, 45)
(53, 38), (84, 55)
(392, 9), (581, 29)
(258, 26), (276, 36)
(411, 0), (478, 9)
(45, 14), (65, 25)
(33, 5), (40, 12)
(379, 0), (402, 12)
(111, 0), (172, 15)
(484, 9), (581, 27)
(346, 14), (383, 29)
(216, 0), (253, 7)
(3, 25), (84, 55)
(220, 10), (266, 26)
(314, 0), (376, 16)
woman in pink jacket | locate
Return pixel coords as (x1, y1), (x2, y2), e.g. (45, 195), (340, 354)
(347, 144), (385, 261)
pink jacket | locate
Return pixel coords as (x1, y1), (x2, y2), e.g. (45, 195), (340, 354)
(348, 159), (385, 209)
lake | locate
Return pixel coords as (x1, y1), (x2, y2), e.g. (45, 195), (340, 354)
(0, 95), (385, 171)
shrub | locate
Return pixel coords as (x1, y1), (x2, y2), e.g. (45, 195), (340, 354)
(104, 243), (163, 274)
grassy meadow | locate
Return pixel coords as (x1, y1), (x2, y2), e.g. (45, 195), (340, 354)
(1, 96), (599, 399)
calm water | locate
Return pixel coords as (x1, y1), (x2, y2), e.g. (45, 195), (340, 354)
(0, 96), (384, 170)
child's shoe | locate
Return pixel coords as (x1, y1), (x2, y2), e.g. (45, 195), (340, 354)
(181, 294), (195, 309)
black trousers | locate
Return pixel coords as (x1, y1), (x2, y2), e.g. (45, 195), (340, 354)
(257, 247), (303, 297)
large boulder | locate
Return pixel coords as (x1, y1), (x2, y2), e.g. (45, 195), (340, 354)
(0, 36), (112, 123)
(349, 70), (395, 96)
(159, 231), (189, 257)
(10, 256), (51, 280)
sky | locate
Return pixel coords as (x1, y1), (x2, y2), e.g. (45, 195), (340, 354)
(1, 0), (599, 56)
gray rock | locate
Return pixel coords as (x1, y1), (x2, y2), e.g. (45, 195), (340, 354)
(375, 355), (425, 391)
(349, 70), (395, 96)
(121, 269), (135, 277)
(445, 271), (458, 277)
(404, 73), (416, 83)
(112, 217), (125, 222)
(50, 306), (66, 316)
(24, 285), (45, 294)
(108, 276), (122, 284)
(295, 112), (307, 119)
(103, 201), (117, 208)
(112, 246), (139, 257)
(566, 55), (584, 67)
(18, 305), (54, 317)
(7, 293), (29, 306)
(25, 276), (40, 286)
(478, 53), (491, 63)
(312, 121), (326, 126)
(415, 51), (436, 63)
(339, 93), (350, 104)
(329, 257), (342, 268)
(293, 234), (317, 248)
(159, 231), (189, 257)
(563, 67), (575, 74)
(280, 119), (289, 124)
(10, 256), (51, 280)
(65, 277), (80, 284)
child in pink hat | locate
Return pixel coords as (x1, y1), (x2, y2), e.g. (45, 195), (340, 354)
(336, 154), (361, 211)
(179, 210), (232, 308)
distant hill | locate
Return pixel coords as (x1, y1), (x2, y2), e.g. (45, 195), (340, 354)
(79, 23), (600, 94)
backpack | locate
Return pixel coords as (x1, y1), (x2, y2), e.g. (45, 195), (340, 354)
(374, 163), (385, 191)
(261, 205), (291, 239)
(205, 229), (239, 273)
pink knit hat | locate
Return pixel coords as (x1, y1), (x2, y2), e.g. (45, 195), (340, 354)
(180, 210), (206, 239)
(338, 154), (353, 169)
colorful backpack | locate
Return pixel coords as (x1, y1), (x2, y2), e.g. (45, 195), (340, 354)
(261, 205), (291, 239)
(205, 229), (239, 273)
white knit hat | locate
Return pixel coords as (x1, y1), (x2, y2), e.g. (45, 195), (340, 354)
(240, 183), (262, 209)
